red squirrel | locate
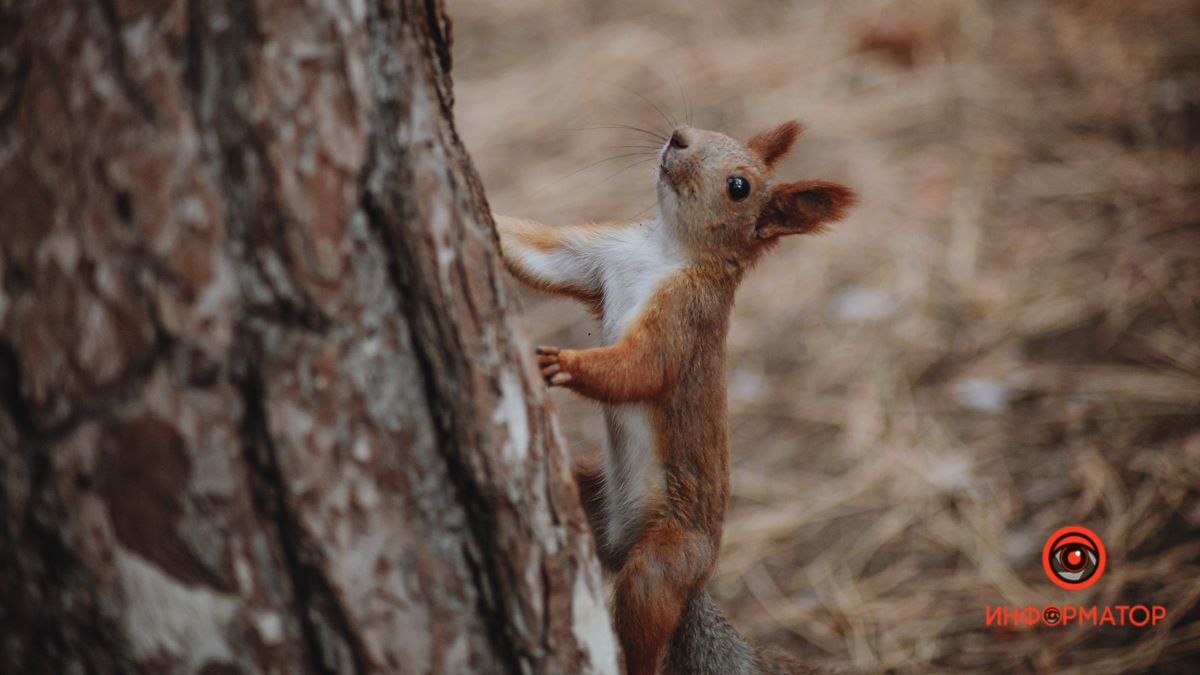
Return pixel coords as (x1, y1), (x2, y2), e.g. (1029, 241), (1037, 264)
(495, 121), (855, 675)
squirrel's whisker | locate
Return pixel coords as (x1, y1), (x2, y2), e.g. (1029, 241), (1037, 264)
(620, 84), (678, 132)
(601, 144), (662, 153)
(669, 67), (692, 127)
(572, 124), (669, 143)
(595, 157), (656, 185)
(534, 152), (658, 195)
(587, 77), (678, 134)
(626, 200), (658, 221)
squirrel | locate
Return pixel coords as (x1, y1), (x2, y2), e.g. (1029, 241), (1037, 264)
(494, 120), (855, 675)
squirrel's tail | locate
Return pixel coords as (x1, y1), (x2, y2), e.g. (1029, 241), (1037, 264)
(663, 589), (818, 675)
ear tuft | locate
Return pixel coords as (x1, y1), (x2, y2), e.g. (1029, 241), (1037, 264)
(792, 180), (856, 232)
(756, 180), (857, 238)
(747, 120), (804, 168)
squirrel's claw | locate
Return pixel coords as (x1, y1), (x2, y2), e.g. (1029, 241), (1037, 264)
(536, 345), (570, 386)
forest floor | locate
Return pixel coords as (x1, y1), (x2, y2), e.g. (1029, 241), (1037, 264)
(452, 1), (1200, 672)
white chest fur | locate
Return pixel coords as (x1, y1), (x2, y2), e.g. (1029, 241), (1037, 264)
(596, 221), (685, 344)
(591, 220), (685, 556)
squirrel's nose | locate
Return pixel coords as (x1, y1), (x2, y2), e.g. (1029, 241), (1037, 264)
(669, 128), (691, 150)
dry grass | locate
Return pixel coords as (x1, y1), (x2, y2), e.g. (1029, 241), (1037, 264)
(451, 1), (1200, 672)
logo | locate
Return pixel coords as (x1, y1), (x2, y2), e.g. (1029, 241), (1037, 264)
(985, 525), (1167, 629)
(1042, 525), (1105, 590)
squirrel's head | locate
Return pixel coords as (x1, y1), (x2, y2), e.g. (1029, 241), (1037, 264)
(657, 121), (855, 265)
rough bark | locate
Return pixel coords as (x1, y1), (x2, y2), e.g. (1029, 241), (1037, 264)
(0, 1), (618, 673)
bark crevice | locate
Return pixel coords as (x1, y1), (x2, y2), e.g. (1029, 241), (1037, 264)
(234, 336), (369, 675)
(0, 330), (172, 443)
(183, 0), (332, 335)
(360, 191), (527, 673)
(93, 0), (157, 122)
(0, 36), (30, 135)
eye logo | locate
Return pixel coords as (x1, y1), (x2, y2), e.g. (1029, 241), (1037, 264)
(1043, 525), (1105, 590)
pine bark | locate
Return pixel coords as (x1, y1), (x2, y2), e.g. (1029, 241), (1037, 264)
(0, 1), (618, 673)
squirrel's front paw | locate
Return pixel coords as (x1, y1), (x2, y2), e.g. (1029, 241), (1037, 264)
(536, 345), (573, 387)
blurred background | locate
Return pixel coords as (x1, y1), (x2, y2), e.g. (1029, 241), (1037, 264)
(452, 1), (1200, 672)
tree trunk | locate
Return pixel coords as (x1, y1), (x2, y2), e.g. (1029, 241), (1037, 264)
(0, 1), (618, 673)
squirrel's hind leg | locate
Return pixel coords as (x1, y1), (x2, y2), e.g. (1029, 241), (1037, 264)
(612, 522), (713, 675)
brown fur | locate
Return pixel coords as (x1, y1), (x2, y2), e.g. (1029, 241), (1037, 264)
(747, 120), (803, 169)
(497, 121), (855, 675)
(756, 180), (858, 239)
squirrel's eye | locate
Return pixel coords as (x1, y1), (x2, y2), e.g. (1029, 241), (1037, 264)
(727, 175), (750, 202)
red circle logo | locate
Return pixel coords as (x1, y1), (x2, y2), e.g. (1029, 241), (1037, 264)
(1042, 525), (1105, 590)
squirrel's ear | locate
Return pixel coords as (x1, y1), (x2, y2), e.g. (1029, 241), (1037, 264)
(756, 180), (856, 238)
(747, 120), (803, 168)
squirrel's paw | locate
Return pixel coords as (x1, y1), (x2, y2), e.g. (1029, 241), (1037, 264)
(536, 345), (573, 387)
